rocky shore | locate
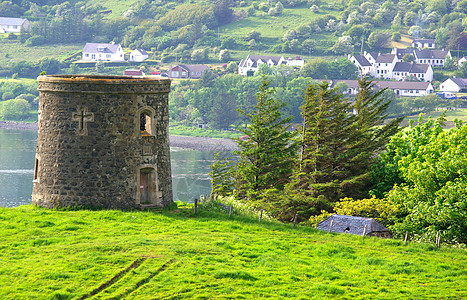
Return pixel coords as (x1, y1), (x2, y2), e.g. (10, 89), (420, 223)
(0, 121), (237, 151)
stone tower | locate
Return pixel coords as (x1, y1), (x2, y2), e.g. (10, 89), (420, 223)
(32, 75), (173, 209)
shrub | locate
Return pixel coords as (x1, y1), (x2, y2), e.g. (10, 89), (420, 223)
(392, 32), (401, 42)
(0, 98), (31, 120)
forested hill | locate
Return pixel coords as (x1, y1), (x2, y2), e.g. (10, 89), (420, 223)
(1, 0), (465, 63)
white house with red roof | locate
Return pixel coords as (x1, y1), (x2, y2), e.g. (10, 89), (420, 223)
(82, 42), (125, 62)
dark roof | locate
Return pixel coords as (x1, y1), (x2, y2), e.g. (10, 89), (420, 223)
(0, 17), (28, 26)
(415, 49), (449, 59)
(330, 80), (433, 91)
(352, 55), (371, 67)
(172, 64), (209, 73)
(316, 215), (389, 236)
(333, 80), (359, 89)
(393, 48), (415, 60)
(134, 48), (148, 55)
(375, 54), (395, 63)
(367, 52), (379, 60)
(82, 43), (121, 54)
(393, 62), (430, 73)
(450, 78), (467, 88)
(375, 81), (432, 90)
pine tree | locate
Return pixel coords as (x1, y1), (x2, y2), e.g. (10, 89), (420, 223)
(346, 76), (403, 197)
(233, 75), (298, 201)
(209, 153), (234, 199)
(294, 81), (357, 199)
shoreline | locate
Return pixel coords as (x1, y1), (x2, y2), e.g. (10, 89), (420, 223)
(0, 121), (238, 151)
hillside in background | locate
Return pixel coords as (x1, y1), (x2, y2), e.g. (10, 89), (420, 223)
(0, 0), (465, 70)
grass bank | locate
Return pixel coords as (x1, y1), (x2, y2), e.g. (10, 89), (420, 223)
(0, 204), (465, 299)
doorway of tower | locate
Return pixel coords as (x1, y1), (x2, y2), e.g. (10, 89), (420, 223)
(139, 168), (155, 205)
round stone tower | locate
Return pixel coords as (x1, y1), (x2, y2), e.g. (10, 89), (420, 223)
(32, 75), (173, 209)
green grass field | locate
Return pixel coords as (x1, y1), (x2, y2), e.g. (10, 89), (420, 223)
(0, 204), (465, 299)
(0, 40), (82, 66)
(398, 109), (467, 128)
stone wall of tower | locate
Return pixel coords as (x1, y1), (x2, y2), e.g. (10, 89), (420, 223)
(32, 75), (173, 209)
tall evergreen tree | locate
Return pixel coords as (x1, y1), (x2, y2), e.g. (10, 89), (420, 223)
(348, 76), (403, 197)
(233, 75), (298, 201)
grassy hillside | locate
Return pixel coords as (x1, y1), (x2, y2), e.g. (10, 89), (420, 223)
(0, 204), (465, 299)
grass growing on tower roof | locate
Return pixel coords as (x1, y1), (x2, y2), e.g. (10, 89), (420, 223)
(0, 203), (465, 299)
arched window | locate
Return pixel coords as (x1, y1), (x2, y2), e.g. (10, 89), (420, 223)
(137, 107), (155, 136)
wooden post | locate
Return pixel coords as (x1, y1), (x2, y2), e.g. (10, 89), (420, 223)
(362, 224), (367, 237)
(194, 198), (198, 214)
(329, 220), (334, 232)
(292, 213), (298, 228)
(259, 209), (263, 222)
(404, 231), (408, 245)
(228, 205), (232, 218)
(436, 231), (440, 247)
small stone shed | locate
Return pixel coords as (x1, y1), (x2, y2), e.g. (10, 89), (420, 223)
(316, 214), (392, 238)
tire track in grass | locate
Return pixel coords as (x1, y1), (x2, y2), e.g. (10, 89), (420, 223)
(78, 257), (148, 300)
(108, 258), (176, 300)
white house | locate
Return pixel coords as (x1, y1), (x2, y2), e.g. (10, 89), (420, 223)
(82, 42), (125, 62)
(412, 39), (436, 49)
(238, 55), (286, 76)
(392, 62), (433, 82)
(129, 48), (149, 62)
(414, 49), (451, 67)
(374, 54), (397, 79)
(0, 17), (31, 33)
(458, 57), (467, 67)
(333, 80), (434, 97)
(439, 78), (467, 93)
(348, 54), (372, 75)
(377, 81), (434, 97)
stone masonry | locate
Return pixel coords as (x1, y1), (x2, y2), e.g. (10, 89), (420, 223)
(32, 75), (173, 209)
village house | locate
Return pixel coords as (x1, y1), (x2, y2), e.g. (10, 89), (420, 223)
(392, 62), (433, 82)
(439, 78), (467, 93)
(168, 64), (209, 79)
(391, 48), (452, 68)
(458, 56), (466, 67)
(412, 39), (436, 49)
(82, 42), (125, 62)
(0, 17), (31, 33)
(374, 54), (397, 79)
(238, 55), (304, 76)
(348, 54), (372, 75)
(333, 80), (434, 97)
(129, 48), (149, 62)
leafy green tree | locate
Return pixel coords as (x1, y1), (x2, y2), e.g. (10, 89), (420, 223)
(233, 75), (298, 201)
(402, 53), (416, 62)
(331, 36), (353, 54)
(383, 116), (467, 243)
(0, 98), (30, 120)
(367, 32), (390, 50)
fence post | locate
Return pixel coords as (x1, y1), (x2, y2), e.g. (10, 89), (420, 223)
(362, 224), (367, 237)
(259, 209), (263, 222)
(329, 220), (334, 232)
(292, 213), (298, 228)
(229, 205), (232, 218)
(436, 231), (440, 248)
(404, 231), (408, 245)
(194, 198), (198, 214)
